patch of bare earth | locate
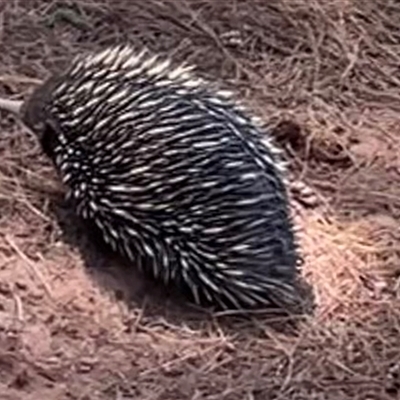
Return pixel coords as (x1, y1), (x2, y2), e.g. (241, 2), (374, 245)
(0, 0), (400, 399)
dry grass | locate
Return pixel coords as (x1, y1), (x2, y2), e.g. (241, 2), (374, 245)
(0, 0), (400, 399)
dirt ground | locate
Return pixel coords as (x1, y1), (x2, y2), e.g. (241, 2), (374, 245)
(0, 0), (400, 399)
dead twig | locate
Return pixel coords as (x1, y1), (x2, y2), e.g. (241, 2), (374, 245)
(5, 235), (55, 301)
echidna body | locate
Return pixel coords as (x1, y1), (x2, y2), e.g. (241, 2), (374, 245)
(17, 45), (302, 311)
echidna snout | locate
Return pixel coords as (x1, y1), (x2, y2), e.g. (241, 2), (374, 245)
(6, 45), (307, 313)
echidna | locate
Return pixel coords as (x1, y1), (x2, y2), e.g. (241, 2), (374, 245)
(0, 45), (306, 312)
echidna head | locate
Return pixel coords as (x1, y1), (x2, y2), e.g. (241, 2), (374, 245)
(0, 75), (63, 158)
(20, 76), (61, 138)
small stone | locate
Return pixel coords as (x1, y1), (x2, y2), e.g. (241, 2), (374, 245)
(76, 358), (96, 373)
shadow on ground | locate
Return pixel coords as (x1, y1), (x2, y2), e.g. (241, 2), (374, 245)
(48, 192), (311, 338)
